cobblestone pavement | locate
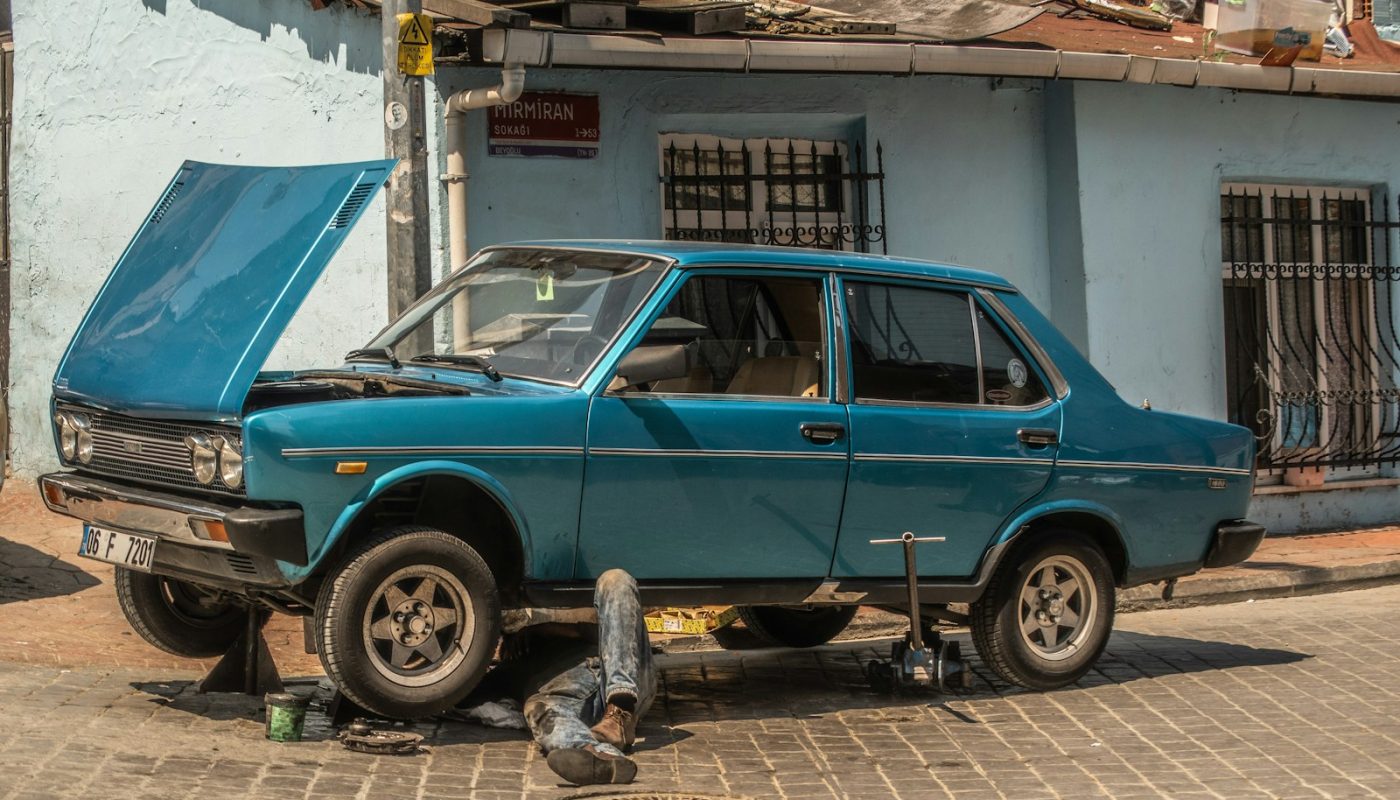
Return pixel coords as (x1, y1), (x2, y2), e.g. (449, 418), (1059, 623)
(5, 586), (1400, 799)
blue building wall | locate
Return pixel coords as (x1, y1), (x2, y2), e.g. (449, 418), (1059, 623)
(436, 69), (1054, 306)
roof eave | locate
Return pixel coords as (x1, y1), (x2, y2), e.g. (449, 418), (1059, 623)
(471, 28), (1400, 102)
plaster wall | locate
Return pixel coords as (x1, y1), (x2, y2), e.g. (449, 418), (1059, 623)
(1068, 81), (1400, 421)
(9, 0), (390, 476)
(435, 68), (1052, 305)
(1066, 82), (1400, 530)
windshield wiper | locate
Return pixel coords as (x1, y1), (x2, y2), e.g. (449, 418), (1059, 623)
(345, 346), (401, 369)
(411, 353), (503, 382)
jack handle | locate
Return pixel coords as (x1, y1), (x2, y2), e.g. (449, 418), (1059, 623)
(869, 532), (946, 652)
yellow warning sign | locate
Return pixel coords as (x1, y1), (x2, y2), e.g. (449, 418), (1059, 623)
(397, 13), (434, 76)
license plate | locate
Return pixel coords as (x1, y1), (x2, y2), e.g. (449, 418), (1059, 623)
(79, 525), (157, 572)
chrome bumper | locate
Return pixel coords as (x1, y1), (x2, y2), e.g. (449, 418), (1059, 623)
(40, 473), (307, 587)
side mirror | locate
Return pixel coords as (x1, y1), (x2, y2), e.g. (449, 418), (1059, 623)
(609, 345), (688, 392)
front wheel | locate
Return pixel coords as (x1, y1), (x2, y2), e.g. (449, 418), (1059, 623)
(969, 533), (1115, 691)
(315, 526), (500, 720)
(114, 568), (264, 658)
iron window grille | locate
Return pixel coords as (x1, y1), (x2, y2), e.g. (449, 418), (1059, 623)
(659, 135), (886, 253)
(1220, 183), (1400, 476)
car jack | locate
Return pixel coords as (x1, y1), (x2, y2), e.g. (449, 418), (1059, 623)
(864, 532), (973, 693)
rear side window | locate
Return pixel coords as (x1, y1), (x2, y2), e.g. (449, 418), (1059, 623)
(844, 281), (1047, 406)
(975, 306), (1048, 406)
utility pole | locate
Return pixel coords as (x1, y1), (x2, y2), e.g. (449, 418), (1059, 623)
(381, 0), (433, 332)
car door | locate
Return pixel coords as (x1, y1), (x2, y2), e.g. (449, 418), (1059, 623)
(831, 277), (1062, 578)
(576, 269), (850, 581)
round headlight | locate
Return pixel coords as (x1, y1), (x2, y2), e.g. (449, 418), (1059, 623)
(216, 436), (243, 489)
(185, 434), (217, 485)
(71, 414), (94, 464)
(55, 413), (77, 461)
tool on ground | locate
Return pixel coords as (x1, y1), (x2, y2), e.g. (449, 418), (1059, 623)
(338, 718), (426, 755)
(864, 531), (973, 693)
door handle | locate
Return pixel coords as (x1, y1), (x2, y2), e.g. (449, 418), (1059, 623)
(800, 422), (845, 444)
(1017, 428), (1059, 447)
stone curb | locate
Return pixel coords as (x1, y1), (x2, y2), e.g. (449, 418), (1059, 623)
(1117, 557), (1400, 612)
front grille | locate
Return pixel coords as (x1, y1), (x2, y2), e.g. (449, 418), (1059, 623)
(57, 402), (245, 497)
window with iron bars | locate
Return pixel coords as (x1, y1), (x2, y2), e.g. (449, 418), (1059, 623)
(1220, 183), (1400, 477)
(658, 134), (886, 253)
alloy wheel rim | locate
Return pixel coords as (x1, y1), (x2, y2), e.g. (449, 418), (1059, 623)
(362, 565), (472, 687)
(1017, 554), (1096, 662)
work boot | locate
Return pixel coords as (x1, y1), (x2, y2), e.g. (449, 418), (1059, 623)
(546, 744), (638, 785)
(589, 702), (638, 751)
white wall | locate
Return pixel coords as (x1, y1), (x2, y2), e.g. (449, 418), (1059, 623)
(9, 0), (391, 476)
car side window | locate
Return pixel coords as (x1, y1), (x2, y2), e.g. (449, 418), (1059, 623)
(975, 307), (1048, 406)
(845, 281), (1046, 407)
(620, 274), (827, 398)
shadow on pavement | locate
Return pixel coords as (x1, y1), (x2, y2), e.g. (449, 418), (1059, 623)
(130, 676), (690, 754)
(653, 629), (1312, 724)
(0, 535), (100, 604)
(125, 629), (1310, 743)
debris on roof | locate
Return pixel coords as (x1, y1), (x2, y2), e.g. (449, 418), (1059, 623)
(312, 0), (1400, 75)
(796, 0), (1044, 42)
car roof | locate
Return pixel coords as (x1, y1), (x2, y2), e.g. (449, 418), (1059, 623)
(499, 239), (1017, 292)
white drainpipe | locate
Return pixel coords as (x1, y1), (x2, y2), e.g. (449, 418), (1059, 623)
(443, 64), (526, 346)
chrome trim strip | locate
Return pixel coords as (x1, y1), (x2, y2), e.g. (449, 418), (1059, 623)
(853, 397), (1055, 413)
(605, 391), (829, 403)
(829, 272), (850, 405)
(977, 288), (1070, 401)
(1057, 459), (1251, 476)
(685, 260), (1016, 292)
(590, 447), (848, 461)
(281, 445), (586, 458)
(854, 453), (1056, 467)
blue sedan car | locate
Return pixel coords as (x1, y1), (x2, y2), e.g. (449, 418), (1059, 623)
(40, 160), (1264, 718)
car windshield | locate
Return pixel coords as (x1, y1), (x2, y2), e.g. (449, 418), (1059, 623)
(364, 248), (669, 384)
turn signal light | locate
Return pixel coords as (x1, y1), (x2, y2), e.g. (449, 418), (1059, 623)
(335, 461), (368, 475)
(42, 482), (66, 509)
(191, 518), (229, 543)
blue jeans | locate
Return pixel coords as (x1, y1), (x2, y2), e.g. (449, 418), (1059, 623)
(523, 569), (656, 757)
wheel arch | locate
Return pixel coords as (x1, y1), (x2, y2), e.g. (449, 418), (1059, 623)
(989, 502), (1131, 587)
(317, 461), (533, 603)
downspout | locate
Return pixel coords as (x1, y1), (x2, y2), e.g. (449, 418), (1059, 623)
(443, 64), (526, 347)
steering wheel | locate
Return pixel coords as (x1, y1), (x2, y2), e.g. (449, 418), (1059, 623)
(569, 335), (609, 366)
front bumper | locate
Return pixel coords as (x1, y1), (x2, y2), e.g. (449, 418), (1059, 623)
(39, 472), (306, 589)
(1205, 519), (1267, 568)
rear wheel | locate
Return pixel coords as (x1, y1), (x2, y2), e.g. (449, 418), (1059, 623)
(114, 568), (263, 658)
(315, 526), (500, 720)
(719, 604), (859, 649)
(969, 532), (1114, 690)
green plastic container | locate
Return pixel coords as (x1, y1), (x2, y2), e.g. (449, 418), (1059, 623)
(264, 692), (311, 743)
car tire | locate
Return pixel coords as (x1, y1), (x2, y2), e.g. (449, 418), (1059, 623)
(315, 526), (500, 720)
(722, 604), (859, 649)
(969, 532), (1115, 691)
(114, 568), (265, 658)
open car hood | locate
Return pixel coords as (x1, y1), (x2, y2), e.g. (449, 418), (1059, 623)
(53, 159), (394, 420)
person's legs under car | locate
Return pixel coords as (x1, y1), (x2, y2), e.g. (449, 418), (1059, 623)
(529, 568), (655, 785)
